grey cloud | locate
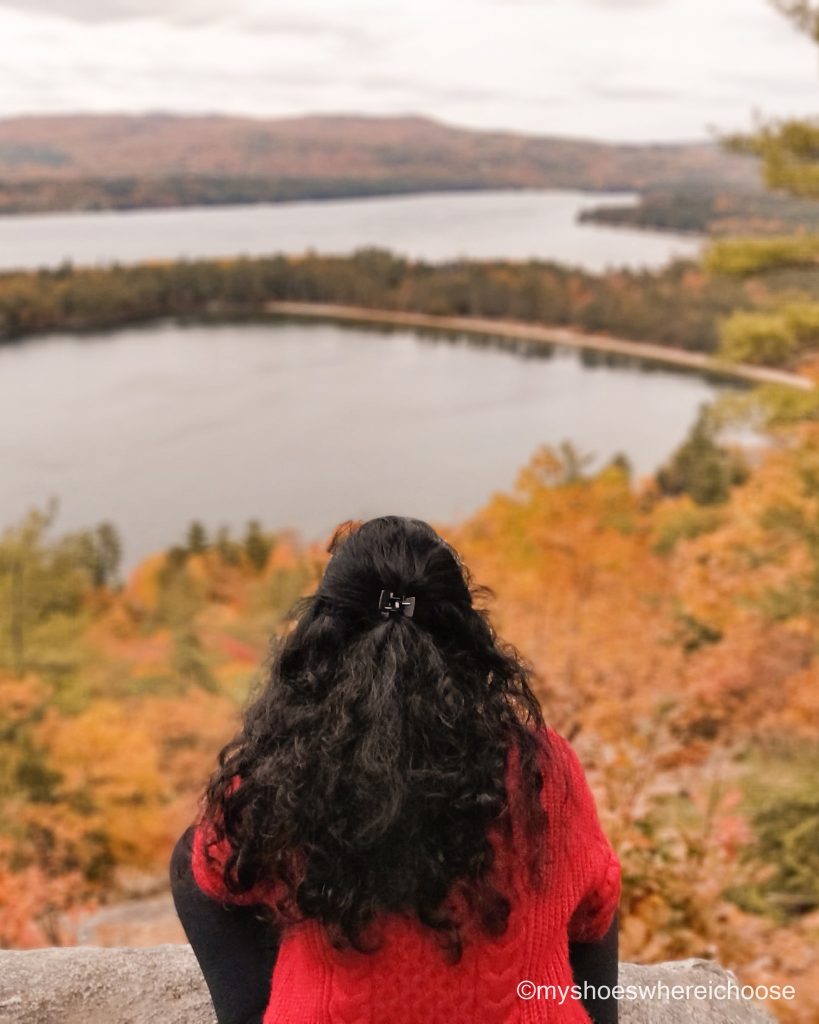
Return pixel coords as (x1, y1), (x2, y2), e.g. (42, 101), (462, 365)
(0, 0), (220, 23)
(0, 0), (375, 39)
(359, 73), (564, 107)
(235, 15), (381, 51)
(0, 1), (383, 55)
(585, 84), (685, 101)
(0, 0), (385, 71)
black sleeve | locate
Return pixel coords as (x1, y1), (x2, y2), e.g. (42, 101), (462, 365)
(169, 825), (282, 1024)
(569, 910), (619, 1024)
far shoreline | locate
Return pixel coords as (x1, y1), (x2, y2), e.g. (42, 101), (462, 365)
(0, 183), (641, 220)
(263, 302), (813, 391)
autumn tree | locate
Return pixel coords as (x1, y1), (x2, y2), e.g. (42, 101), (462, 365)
(706, 1), (819, 372)
(0, 504), (101, 678)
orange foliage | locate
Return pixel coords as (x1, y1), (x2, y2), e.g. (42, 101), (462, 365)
(4, 425), (819, 1019)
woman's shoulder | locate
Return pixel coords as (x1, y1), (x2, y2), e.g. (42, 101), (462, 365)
(524, 721), (588, 783)
(190, 774), (288, 907)
(513, 722), (620, 913)
(518, 722), (609, 826)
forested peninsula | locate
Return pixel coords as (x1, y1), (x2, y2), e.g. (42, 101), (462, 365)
(3, 249), (818, 376)
(579, 183), (819, 236)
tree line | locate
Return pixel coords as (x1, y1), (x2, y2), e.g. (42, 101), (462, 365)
(579, 182), (819, 236)
(0, 176), (491, 215)
(0, 249), (766, 355)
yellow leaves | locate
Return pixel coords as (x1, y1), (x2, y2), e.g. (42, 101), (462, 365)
(183, 551), (210, 586)
(448, 447), (685, 737)
(3, 412), (819, 1006)
(26, 687), (241, 878)
(774, 664), (819, 733)
(513, 445), (572, 493)
(123, 552), (165, 615)
(661, 427), (819, 641)
(705, 234), (819, 277)
(796, 352), (819, 384)
(717, 302), (819, 367)
(34, 700), (165, 864)
(442, 424), (819, 996)
(649, 496), (725, 556)
(0, 671), (51, 725)
(38, 701), (157, 795)
(719, 310), (798, 366)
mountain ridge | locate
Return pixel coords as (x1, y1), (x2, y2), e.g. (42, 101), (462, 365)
(0, 112), (760, 213)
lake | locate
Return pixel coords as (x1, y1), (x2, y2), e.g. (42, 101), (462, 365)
(0, 189), (701, 273)
(0, 319), (745, 569)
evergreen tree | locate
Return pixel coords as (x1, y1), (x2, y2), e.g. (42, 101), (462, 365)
(244, 519), (272, 572)
(71, 521), (122, 588)
(215, 526), (240, 565)
(656, 408), (749, 506)
(186, 520), (208, 554)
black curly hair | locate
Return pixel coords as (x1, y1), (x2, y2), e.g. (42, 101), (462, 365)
(199, 515), (550, 963)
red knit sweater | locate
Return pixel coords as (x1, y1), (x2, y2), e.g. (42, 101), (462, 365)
(191, 724), (621, 1024)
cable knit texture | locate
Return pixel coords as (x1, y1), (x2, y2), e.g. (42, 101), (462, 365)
(191, 725), (621, 1023)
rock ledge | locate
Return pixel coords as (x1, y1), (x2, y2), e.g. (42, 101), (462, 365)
(0, 945), (777, 1023)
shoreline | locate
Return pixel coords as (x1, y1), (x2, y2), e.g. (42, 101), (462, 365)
(264, 302), (813, 390)
(0, 184), (641, 220)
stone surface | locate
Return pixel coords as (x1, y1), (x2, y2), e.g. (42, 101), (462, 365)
(0, 945), (778, 1023)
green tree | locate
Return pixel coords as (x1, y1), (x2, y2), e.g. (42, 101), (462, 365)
(0, 504), (94, 677)
(656, 408), (749, 505)
(244, 519), (272, 572)
(215, 526), (241, 565)
(707, 2), (819, 370)
(70, 521), (122, 588)
(172, 629), (217, 692)
(186, 520), (208, 553)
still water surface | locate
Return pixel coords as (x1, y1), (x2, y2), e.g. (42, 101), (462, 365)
(0, 189), (701, 273)
(0, 320), (743, 569)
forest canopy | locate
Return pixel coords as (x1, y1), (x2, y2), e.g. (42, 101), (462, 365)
(2, 248), (814, 373)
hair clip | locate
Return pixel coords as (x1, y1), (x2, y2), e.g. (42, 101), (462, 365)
(378, 590), (416, 619)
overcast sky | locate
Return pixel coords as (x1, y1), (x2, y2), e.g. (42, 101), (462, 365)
(0, 0), (817, 142)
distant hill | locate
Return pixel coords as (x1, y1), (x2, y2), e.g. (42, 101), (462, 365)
(0, 113), (762, 214)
